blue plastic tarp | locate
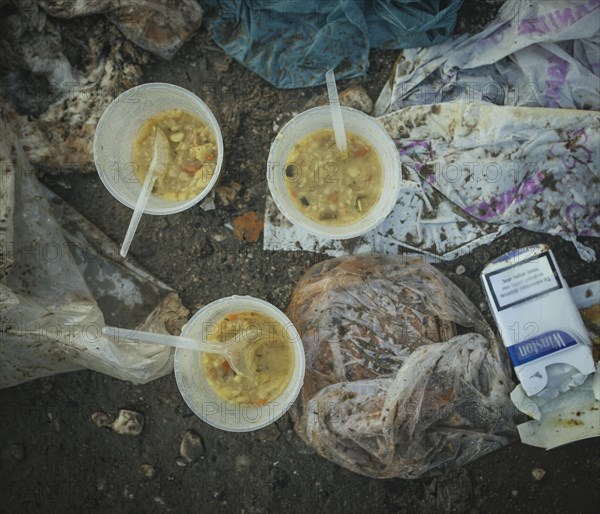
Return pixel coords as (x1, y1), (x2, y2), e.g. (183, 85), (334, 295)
(199, 0), (464, 88)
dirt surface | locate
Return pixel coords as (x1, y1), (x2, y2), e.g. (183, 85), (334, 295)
(2, 3), (600, 514)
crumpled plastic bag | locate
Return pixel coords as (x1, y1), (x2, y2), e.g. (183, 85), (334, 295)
(201, 0), (463, 88)
(2, 0), (147, 172)
(0, 107), (187, 388)
(374, 0), (600, 115)
(287, 254), (516, 479)
(38, 0), (203, 59)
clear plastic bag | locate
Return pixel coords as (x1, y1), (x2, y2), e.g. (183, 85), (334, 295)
(1, 107), (187, 388)
(287, 254), (517, 479)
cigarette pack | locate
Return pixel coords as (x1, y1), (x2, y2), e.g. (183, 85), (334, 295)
(481, 244), (595, 398)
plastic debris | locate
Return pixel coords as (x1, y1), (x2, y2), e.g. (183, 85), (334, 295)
(510, 282), (600, 449)
(288, 255), (516, 479)
(374, 0), (600, 115)
(265, 102), (599, 261)
(1, 108), (188, 388)
(232, 211), (264, 243)
(201, 0), (464, 88)
(38, 0), (203, 60)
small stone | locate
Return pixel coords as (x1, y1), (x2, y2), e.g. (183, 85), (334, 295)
(141, 464), (155, 478)
(303, 85), (373, 114)
(235, 454), (251, 473)
(180, 430), (205, 462)
(531, 468), (546, 481)
(3, 443), (25, 461)
(91, 411), (113, 429)
(112, 409), (144, 436)
(96, 478), (107, 491)
(511, 490), (518, 497)
(176, 457), (188, 467)
(455, 265), (466, 275)
(339, 86), (374, 114)
(216, 181), (241, 206)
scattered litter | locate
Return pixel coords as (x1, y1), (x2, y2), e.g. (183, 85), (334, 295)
(112, 409), (144, 436)
(1, 111), (188, 388)
(202, 0), (463, 88)
(374, 0), (600, 115)
(232, 211), (264, 243)
(265, 101), (599, 261)
(38, 0), (203, 60)
(216, 181), (242, 206)
(288, 254), (516, 479)
(510, 281), (600, 449)
(482, 245), (595, 398)
(2, 1), (147, 172)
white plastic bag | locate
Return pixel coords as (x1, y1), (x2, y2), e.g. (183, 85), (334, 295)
(374, 0), (600, 115)
(0, 108), (187, 388)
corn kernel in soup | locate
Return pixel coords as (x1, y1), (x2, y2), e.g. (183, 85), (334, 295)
(132, 108), (217, 201)
(284, 129), (383, 226)
(202, 311), (294, 406)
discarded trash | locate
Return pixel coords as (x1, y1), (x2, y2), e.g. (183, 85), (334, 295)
(511, 363), (599, 449)
(216, 181), (241, 207)
(482, 245), (595, 398)
(374, 0), (600, 115)
(510, 279), (600, 449)
(3, 0), (147, 172)
(0, 110), (188, 388)
(202, 0), (463, 88)
(232, 211), (265, 243)
(287, 254), (516, 479)
(38, 0), (203, 60)
(265, 102), (599, 261)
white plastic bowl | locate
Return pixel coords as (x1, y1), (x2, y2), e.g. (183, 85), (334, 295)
(267, 106), (401, 239)
(93, 83), (224, 215)
(174, 296), (305, 432)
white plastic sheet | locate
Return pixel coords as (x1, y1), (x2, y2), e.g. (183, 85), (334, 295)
(374, 0), (600, 115)
(0, 110), (187, 388)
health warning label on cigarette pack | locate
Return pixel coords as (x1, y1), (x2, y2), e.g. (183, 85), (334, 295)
(485, 252), (562, 311)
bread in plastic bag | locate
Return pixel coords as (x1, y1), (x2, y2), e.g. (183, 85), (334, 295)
(287, 254), (517, 479)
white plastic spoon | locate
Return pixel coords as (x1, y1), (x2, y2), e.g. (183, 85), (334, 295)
(120, 126), (171, 258)
(102, 326), (261, 378)
(325, 69), (347, 154)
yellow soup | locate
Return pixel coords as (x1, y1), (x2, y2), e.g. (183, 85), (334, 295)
(202, 311), (295, 406)
(132, 108), (218, 201)
(284, 129), (383, 225)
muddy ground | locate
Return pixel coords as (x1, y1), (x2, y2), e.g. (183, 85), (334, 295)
(1, 3), (600, 514)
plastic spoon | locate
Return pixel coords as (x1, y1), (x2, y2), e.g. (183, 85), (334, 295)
(102, 325), (260, 379)
(120, 126), (171, 258)
(325, 69), (347, 154)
